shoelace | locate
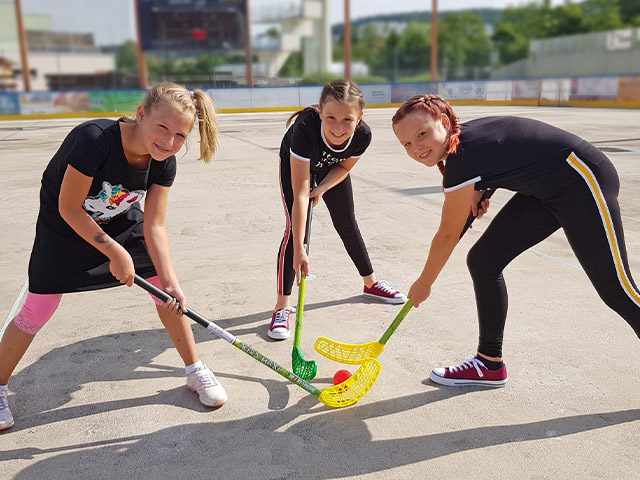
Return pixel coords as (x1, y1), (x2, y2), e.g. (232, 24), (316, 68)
(272, 308), (290, 327)
(0, 395), (9, 412)
(374, 281), (396, 295)
(448, 357), (486, 377)
(193, 369), (220, 388)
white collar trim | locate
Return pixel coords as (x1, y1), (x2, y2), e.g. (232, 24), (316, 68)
(320, 121), (355, 153)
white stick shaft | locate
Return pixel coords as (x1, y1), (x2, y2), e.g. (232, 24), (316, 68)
(1, 278), (29, 340)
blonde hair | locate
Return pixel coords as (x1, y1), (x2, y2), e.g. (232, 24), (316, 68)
(122, 82), (219, 163)
(286, 79), (366, 127)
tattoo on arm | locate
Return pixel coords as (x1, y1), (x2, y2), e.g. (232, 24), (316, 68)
(95, 232), (113, 248)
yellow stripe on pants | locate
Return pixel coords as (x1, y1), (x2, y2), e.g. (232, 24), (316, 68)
(566, 152), (640, 307)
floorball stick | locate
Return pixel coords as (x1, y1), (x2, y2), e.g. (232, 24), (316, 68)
(314, 189), (496, 364)
(292, 197), (318, 380)
(134, 275), (380, 408)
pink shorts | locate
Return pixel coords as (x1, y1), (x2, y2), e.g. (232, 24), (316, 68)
(13, 276), (165, 335)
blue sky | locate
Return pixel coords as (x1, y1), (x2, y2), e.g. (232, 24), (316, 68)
(22, 0), (580, 46)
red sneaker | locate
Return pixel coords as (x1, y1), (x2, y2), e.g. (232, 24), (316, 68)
(430, 357), (508, 387)
(268, 307), (293, 340)
(363, 280), (407, 304)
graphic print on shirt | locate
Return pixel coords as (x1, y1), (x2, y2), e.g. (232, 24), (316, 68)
(314, 150), (344, 170)
(83, 181), (145, 223)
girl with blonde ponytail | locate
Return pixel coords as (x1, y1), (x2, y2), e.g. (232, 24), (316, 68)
(0, 82), (226, 432)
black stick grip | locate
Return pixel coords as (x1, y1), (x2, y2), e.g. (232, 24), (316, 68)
(460, 189), (495, 239)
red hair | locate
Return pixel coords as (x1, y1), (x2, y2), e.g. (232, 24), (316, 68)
(392, 94), (460, 175)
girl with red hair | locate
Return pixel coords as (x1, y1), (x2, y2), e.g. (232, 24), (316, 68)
(392, 94), (640, 388)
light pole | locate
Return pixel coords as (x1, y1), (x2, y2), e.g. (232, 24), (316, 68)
(245, 0), (253, 86)
(133, 0), (149, 88)
(343, 0), (351, 80)
(14, 0), (31, 92)
(431, 0), (438, 81)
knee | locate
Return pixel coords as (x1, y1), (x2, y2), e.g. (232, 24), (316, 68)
(13, 293), (62, 335)
(467, 243), (490, 279)
(467, 242), (503, 281)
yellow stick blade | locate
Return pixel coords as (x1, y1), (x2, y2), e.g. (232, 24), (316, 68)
(318, 358), (381, 408)
(314, 336), (384, 364)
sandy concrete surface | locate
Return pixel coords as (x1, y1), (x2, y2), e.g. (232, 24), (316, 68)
(0, 106), (639, 479)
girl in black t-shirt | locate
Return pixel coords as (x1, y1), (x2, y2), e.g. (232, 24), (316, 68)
(269, 80), (406, 340)
(0, 83), (225, 431)
(392, 94), (640, 388)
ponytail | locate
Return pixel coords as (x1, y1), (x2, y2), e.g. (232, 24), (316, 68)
(192, 90), (218, 164)
(286, 106), (318, 127)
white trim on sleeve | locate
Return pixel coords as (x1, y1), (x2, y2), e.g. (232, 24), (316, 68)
(290, 149), (311, 163)
(443, 176), (482, 193)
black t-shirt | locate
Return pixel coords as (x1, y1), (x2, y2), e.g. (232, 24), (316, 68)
(28, 119), (176, 294)
(279, 109), (371, 173)
(443, 116), (588, 196)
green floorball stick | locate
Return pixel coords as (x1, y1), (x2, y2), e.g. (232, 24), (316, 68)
(134, 275), (381, 408)
(292, 197), (318, 380)
(314, 189), (496, 364)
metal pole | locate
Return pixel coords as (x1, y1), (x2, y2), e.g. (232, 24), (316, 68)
(14, 0), (31, 92)
(133, 0), (149, 88)
(343, 0), (351, 80)
(430, 0), (438, 81)
(245, 0), (254, 86)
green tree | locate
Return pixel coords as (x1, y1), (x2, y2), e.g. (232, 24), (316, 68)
(439, 12), (491, 79)
(397, 22), (430, 76)
(279, 51), (303, 77)
(493, 0), (627, 65)
(618, 0), (640, 24)
(115, 40), (139, 75)
(580, 0), (624, 31)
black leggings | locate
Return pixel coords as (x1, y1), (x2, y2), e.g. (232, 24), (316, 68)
(468, 148), (640, 358)
(276, 160), (373, 296)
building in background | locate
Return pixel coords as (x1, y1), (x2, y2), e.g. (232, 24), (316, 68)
(253, 0), (331, 81)
(0, 57), (16, 91)
(492, 28), (640, 79)
(0, 2), (115, 91)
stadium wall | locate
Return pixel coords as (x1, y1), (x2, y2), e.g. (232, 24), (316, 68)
(1, 75), (640, 120)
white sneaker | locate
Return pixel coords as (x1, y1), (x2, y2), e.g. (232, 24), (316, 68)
(0, 386), (14, 431)
(186, 366), (228, 407)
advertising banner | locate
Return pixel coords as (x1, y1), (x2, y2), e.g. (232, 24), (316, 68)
(0, 93), (20, 115)
(570, 77), (618, 100)
(391, 82), (437, 103)
(19, 91), (90, 114)
(90, 90), (144, 113)
(439, 81), (486, 100)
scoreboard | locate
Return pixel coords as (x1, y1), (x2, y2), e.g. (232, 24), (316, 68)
(137, 0), (247, 52)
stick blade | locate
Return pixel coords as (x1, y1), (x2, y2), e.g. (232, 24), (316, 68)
(314, 336), (384, 364)
(292, 347), (318, 380)
(318, 358), (381, 408)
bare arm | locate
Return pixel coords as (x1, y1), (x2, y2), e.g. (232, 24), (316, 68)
(143, 183), (185, 312)
(58, 165), (135, 285)
(409, 184), (477, 307)
(309, 157), (359, 206)
(290, 156), (312, 282)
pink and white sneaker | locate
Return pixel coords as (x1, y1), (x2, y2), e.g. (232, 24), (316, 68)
(363, 280), (407, 304)
(430, 357), (508, 387)
(268, 307), (294, 340)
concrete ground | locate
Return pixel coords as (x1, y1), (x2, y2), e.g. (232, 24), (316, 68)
(0, 106), (639, 479)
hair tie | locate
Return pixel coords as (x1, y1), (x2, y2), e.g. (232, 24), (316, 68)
(189, 90), (195, 100)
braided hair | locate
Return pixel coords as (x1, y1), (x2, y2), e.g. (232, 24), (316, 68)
(391, 94), (460, 175)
